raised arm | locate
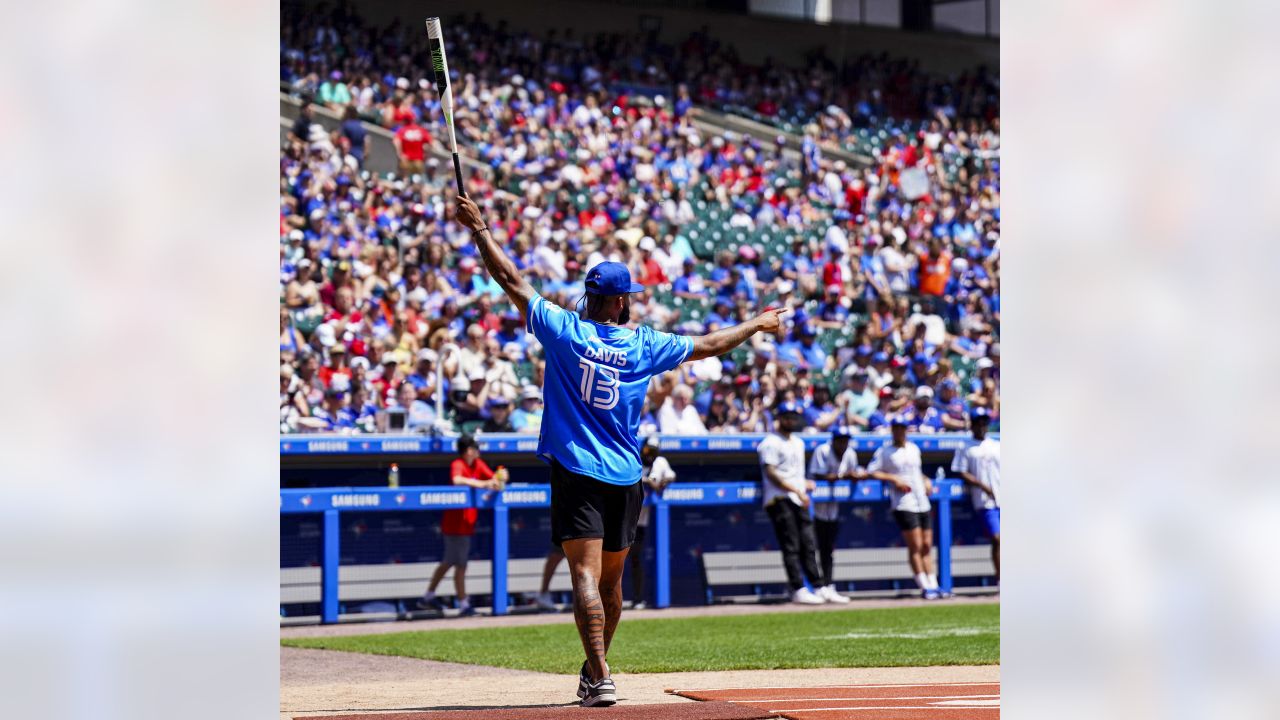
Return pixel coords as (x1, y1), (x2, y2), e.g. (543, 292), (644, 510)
(455, 195), (535, 317)
(687, 307), (790, 362)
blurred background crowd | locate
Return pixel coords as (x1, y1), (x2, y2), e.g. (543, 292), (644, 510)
(279, 4), (1000, 436)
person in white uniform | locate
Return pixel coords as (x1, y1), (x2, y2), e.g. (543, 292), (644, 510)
(807, 424), (861, 604)
(867, 415), (941, 600)
(758, 400), (827, 604)
(951, 407), (1001, 583)
(631, 435), (675, 609)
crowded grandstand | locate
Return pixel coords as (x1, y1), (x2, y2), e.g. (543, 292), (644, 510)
(279, 6), (1000, 438)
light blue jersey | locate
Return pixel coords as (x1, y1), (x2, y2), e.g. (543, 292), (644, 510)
(526, 294), (693, 485)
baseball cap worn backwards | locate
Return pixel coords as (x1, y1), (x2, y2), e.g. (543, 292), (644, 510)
(584, 261), (643, 295)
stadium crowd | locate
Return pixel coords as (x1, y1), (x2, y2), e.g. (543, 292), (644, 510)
(280, 6), (1000, 437)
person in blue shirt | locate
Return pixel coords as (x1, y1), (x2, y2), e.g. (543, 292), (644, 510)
(814, 284), (850, 329)
(511, 385), (544, 433)
(780, 236), (813, 282)
(347, 383), (379, 433)
(803, 384), (841, 430)
(907, 352), (936, 387)
(312, 387), (356, 431)
(705, 298), (734, 330)
(406, 349), (437, 393)
(671, 258), (705, 300)
(866, 386), (897, 433)
(935, 380), (969, 431)
(778, 323), (828, 370)
(494, 310), (528, 350)
(454, 194), (788, 707)
(901, 386), (946, 433)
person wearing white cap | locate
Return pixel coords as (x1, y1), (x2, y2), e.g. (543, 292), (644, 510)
(512, 385), (544, 433)
(450, 366), (488, 427)
(807, 425), (860, 604)
(902, 385), (945, 433)
(951, 408), (1001, 584)
(406, 348), (438, 394)
(313, 322), (337, 349)
(634, 236), (668, 286)
(630, 435), (675, 610)
(868, 415), (941, 600)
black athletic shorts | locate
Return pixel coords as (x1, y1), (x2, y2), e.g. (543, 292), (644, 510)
(549, 460), (643, 552)
(892, 509), (934, 532)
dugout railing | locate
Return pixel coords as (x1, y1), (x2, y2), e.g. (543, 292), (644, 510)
(281, 432), (986, 624)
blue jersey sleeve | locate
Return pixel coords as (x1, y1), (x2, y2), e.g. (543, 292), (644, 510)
(525, 294), (574, 344)
(641, 326), (693, 376)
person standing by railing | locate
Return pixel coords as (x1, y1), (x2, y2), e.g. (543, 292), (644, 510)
(951, 407), (1001, 584)
(807, 425), (859, 604)
(631, 436), (674, 610)
(867, 416), (941, 600)
(418, 435), (504, 616)
(759, 401), (828, 606)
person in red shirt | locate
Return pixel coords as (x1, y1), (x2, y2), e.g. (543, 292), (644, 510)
(418, 435), (506, 616)
(822, 244), (846, 289)
(917, 239), (952, 297)
(635, 237), (667, 286)
(394, 116), (431, 176)
(317, 344), (352, 389)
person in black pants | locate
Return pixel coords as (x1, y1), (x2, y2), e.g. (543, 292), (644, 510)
(758, 401), (830, 604)
(808, 425), (860, 603)
(631, 435), (675, 609)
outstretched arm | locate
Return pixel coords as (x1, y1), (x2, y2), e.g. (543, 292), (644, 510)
(687, 307), (790, 362)
(455, 195), (535, 317)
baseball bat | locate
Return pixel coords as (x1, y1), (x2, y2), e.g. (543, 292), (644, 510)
(425, 17), (466, 196)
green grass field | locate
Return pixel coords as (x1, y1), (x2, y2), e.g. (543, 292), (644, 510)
(283, 602), (999, 673)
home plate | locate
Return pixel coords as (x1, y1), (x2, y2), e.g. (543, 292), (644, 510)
(932, 699), (1000, 707)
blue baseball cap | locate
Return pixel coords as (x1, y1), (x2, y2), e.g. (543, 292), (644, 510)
(775, 400), (805, 416)
(584, 261), (643, 295)
(872, 351), (889, 363)
(890, 414), (910, 427)
(912, 352), (932, 365)
(831, 425), (853, 438)
(856, 345), (873, 357)
(799, 322), (818, 337)
(970, 407), (991, 421)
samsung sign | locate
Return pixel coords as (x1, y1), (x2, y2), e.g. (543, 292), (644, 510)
(330, 493), (380, 508)
(421, 491), (469, 506)
(502, 490), (548, 505)
(663, 487), (705, 502)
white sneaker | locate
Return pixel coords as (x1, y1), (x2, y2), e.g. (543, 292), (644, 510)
(535, 592), (556, 612)
(792, 587), (825, 605)
(818, 585), (851, 604)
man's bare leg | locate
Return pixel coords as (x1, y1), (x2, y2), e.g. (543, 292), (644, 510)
(599, 548), (630, 655)
(426, 562), (452, 594)
(562, 538), (608, 681)
(541, 547), (565, 594)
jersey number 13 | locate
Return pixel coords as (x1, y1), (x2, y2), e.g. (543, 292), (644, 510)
(577, 360), (620, 410)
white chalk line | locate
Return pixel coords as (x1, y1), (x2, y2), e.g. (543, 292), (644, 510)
(736, 694), (999, 703)
(673, 681), (1000, 692)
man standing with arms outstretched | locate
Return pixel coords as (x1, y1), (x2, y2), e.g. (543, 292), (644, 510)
(454, 196), (788, 707)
